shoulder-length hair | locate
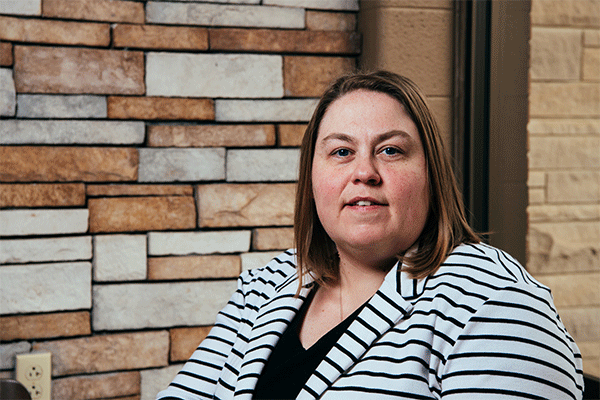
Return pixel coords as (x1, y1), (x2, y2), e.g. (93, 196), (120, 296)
(294, 70), (480, 285)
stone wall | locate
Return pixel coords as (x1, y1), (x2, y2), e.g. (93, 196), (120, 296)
(527, 0), (600, 377)
(0, 0), (359, 398)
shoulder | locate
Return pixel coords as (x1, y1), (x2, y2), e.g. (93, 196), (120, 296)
(238, 249), (299, 295)
(436, 242), (551, 298)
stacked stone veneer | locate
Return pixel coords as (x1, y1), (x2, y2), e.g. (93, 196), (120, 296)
(527, 0), (600, 377)
(0, 0), (358, 398)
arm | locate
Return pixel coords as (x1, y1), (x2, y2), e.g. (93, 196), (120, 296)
(156, 273), (248, 400)
(441, 285), (584, 399)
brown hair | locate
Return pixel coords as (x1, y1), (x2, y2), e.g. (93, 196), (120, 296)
(294, 70), (480, 286)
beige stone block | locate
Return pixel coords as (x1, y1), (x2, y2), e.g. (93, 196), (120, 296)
(278, 124), (306, 147)
(148, 230), (251, 256)
(528, 188), (546, 204)
(0, 42), (12, 66)
(113, 23), (208, 50)
(536, 272), (600, 307)
(0, 16), (110, 46)
(43, 0), (144, 23)
(530, 27), (582, 81)
(578, 340), (600, 377)
(170, 326), (212, 362)
(14, 46), (144, 95)
(147, 255), (240, 280)
(210, 28), (361, 54)
(360, 0), (452, 9)
(528, 118), (600, 135)
(530, 82), (600, 117)
(147, 1), (304, 28)
(528, 204), (600, 222)
(284, 56), (355, 97)
(148, 124), (276, 147)
(531, 0), (600, 27)
(32, 331), (169, 376)
(197, 183), (295, 227)
(527, 171), (546, 187)
(252, 227), (294, 251)
(0, 0), (41, 16)
(0, 183), (85, 207)
(87, 184), (192, 197)
(527, 222), (599, 274)
(216, 98), (318, 122)
(89, 196), (196, 233)
(141, 365), (181, 400)
(359, 7), (452, 96)
(0, 311), (90, 341)
(529, 137), (600, 169)
(583, 47), (600, 81)
(306, 11), (356, 31)
(584, 29), (600, 46)
(108, 96), (214, 120)
(547, 171), (600, 203)
(558, 307), (599, 343)
(52, 371), (140, 400)
(0, 146), (138, 182)
(241, 251), (282, 271)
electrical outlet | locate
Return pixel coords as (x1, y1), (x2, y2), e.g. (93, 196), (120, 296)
(16, 352), (51, 400)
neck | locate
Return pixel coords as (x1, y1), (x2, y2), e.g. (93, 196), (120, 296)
(335, 254), (396, 319)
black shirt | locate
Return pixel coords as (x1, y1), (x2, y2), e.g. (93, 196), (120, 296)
(253, 288), (366, 399)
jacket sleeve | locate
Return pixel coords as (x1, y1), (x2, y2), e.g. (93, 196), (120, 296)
(156, 273), (248, 400)
(441, 284), (584, 399)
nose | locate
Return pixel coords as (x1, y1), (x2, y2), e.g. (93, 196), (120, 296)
(352, 155), (381, 185)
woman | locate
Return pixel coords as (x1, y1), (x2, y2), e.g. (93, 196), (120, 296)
(157, 71), (584, 399)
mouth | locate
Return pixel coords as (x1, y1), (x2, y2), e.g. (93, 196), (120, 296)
(346, 198), (386, 207)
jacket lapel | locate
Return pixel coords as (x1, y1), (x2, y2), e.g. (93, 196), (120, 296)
(299, 263), (415, 399)
(232, 272), (315, 399)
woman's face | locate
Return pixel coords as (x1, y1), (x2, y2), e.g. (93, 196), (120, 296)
(311, 89), (430, 268)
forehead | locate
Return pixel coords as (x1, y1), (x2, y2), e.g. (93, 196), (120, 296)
(317, 89), (417, 140)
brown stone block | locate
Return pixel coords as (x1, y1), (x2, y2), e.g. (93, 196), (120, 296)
(0, 42), (13, 66)
(87, 184), (193, 197)
(530, 83), (600, 117)
(210, 28), (361, 54)
(0, 147), (138, 182)
(306, 11), (357, 31)
(89, 196), (196, 233)
(197, 183), (296, 227)
(0, 16), (110, 46)
(252, 227), (294, 251)
(278, 124), (306, 147)
(107, 96), (214, 120)
(148, 255), (240, 280)
(0, 311), (90, 341)
(148, 124), (276, 148)
(14, 45), (144, 94)
(284, 56), (355, 97)
(170, 326), (212, 362)
(43, 0), (144, 23)
(0, 183), (85, 208)
(113, 23), (208, 50)
(32, 331), (169, 376)
(52, 371), (140, 400)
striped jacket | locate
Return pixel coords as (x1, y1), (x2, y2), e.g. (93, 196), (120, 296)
(157, 243), (584, 399)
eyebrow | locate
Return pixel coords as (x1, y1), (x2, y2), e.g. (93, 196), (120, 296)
(320, 130), (413, 145)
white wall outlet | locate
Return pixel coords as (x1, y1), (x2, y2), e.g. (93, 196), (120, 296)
(16, 352), (51, 400)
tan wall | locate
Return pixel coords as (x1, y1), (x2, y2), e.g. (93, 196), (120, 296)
(527, 0), (600, 377)
(0, 1), (359, 398)
(358, 0), (454, 147)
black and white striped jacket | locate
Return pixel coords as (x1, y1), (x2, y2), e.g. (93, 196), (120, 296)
(157, 243), (584, 399)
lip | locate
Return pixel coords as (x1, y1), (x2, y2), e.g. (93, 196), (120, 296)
(345, 196), (387, 207)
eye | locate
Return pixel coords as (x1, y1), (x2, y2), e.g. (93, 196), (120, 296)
(333, 148), (351, 157)
(381, 146), (402, 156)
